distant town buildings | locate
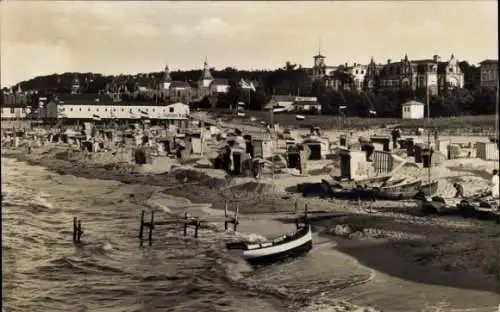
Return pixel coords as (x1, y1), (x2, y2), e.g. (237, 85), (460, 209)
(0, 52), (497, 121)
(312, 52), (465, 95)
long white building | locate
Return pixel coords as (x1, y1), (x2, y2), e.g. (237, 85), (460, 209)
(40, 95), (190, 127)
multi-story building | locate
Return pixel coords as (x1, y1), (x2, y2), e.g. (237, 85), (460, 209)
(1, 87), (30, 119)
(348, 63), (367, 91)
(159, 65), (194, 103)
(368, 54), (464, 95)
(479, 59), (498, 88)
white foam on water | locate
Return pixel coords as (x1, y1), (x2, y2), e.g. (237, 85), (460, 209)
(102, 242), (113, 252)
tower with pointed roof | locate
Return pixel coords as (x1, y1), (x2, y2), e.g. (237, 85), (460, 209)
(162, 64), (172, 90)
(365, 56), (379, 90)
(197, 57), (214, 99)
(71, 75), (81, 94)
(312, 42), (327, 79)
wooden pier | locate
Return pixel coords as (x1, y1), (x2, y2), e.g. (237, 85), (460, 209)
(138, 201), (240, 246)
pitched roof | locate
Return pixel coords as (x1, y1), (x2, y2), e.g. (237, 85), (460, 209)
(170, 81), (190, 88)
(211, 78), (229, 86)
(479, 59), (498, 65)
(402, 100), (425, 106)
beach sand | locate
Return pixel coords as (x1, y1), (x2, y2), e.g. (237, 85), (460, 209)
(2, 144), (499, 311)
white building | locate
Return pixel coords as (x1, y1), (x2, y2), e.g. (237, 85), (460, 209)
(0, 104), (29, 119)
(42, 98), (190, 127)
(347, 63), (367, 91)
(401, 100), (425, 120)
(209, 78), (230, 95)
(293, 96), (321, 113)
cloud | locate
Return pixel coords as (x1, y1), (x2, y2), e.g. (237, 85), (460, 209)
(125, 23), (161, 38)
(170, 16), (238, 41)
(389, 20), (444, 37)
(194, 17), (234, 35)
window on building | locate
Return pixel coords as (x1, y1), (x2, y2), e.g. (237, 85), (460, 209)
(121, 108), (124, 112)
(146, 108), (149, 112)
(113, 108), (116, 112)
(79, 108), (82, 111)
(88, 108), (91, 111)
(152, 109), (155, 112)
(96, 108), (99, 112)
(105, 108), (107, 112)
(129, 108), (132, 113)
(22, 108), (25, 113)
(355, 70), (359, 74)
(449, 67), (453, 73)
(70, 107), (73, 111)
(10, 107), (14, 113)
(169, 107), (174, 113)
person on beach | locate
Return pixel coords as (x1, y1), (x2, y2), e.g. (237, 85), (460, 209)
(490, 169), (499, 198)
(453, 183), (464, 198)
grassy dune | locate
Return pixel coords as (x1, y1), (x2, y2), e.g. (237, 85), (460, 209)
(211, 110), (497, 133)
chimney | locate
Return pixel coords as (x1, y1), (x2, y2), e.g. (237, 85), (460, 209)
(345, 62), (348, 67)
(387, 59), (391, 64)
(354, 62), (357, 66)
(433, 55), (441, 62)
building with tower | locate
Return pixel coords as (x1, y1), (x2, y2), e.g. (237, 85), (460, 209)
(197, 58), (214, 99)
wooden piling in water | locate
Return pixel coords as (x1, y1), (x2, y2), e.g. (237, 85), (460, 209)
(148, 210), (154, 246)
(73, 217), (83, 244)
(139, 210), (145, 242)
(138, 201), (241, 245)
(183, 212), (189, 236)
(73, 217), (77, 242)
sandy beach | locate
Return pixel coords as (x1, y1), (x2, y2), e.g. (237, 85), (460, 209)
(2, 141), (499, 311)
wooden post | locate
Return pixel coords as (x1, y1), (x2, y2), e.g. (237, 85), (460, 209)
(77, 220), (83, 243)
(304, 204), (309, 225)
(148, 210), (154, 246)
(183, 212), (189, 236)
(73, 217), (77, 242)
(194, 220), (200, 238)
(224, 201), (229, 230)
(294, 200), (298, 214)
(139, 210), (145, 243)
(233, 205), (239, 232)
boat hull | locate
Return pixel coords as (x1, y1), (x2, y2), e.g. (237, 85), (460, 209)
(245, 239), (313, 266)
(420, 180), (438, 196)
(229, 226), (313, 266)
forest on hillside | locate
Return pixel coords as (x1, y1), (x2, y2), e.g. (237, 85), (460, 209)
(4, 61), (498, 118)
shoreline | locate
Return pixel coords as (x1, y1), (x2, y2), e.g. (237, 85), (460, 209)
(2, 146), (500, 302)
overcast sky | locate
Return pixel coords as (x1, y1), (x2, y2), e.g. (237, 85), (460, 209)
(0, 1), (497, 87)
